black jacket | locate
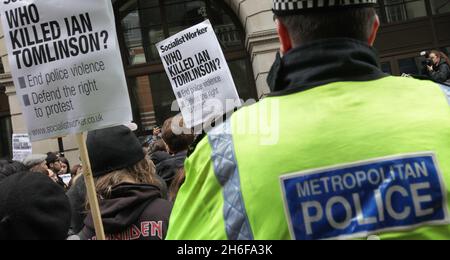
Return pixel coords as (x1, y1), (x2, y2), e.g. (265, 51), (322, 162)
(156, 151), (187, 188)
(428, 59), (450, 83)
(79, 183), (172, 240)
(267, 38), (387, 96)
(150, 151), (171, 166)
(67, 175), (87, 235)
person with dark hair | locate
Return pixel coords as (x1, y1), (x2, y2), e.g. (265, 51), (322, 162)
(46, 152), (61, 173)
(58, 157), (70, 175)
(149, 139), (171, 166)
(78, 125), (171, 240)
(167, 1), (450, 240)
(69, 164), (83, 187)
(46, 152), (67, 190)
(57, 156), (72, 187)
(158, 115), (194, 188)
(426, 50), (450, 83)
(162, 116), (195, 155)
(0, 159), (27, 183)
(0, 172), (71, 240)
(71, 164), (83, 178)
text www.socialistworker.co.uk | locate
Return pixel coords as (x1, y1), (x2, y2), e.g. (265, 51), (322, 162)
(31, 113), (104, 137)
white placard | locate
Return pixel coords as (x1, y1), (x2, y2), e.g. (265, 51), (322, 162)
(12, 133), (32, 162)
(156, 20), (241, 128)
(0, 0), (132, 141)
(60, 173), (72, 186)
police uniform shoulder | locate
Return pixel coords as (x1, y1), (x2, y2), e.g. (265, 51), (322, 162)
(188, 113), (239, 157)
(437, 81), (450, 88)
(390, 75), (440, 86)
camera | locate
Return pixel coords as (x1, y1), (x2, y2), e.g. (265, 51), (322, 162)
(422, 58), (434, 67)
(420, 51), (433, 67)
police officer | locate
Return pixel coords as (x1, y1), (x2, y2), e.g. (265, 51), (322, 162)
(167, 0), (450, 240)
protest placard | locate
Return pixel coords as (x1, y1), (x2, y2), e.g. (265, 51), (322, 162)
(12, 133), (32, 162)
(156, 20), (241, 128)
(0, 0), (132, 142)
(0, 0), (135, 240)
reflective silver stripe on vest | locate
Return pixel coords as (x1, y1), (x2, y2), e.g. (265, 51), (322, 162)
(208, 120), (254, 240)
(440, 83), (450, 105)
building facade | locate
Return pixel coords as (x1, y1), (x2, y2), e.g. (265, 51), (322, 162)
(375, 0), (450, 75)
(0, 0), (449, 163)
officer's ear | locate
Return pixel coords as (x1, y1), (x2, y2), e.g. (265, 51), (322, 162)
(368, 14), (380, 46)
(276, 19), (293, 55)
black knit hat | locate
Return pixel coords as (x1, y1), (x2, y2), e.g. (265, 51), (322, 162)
(46, 152), (59, 167)
(86, 125), (145, 178)
(273, 0), (377, 16)
(0, 172), (71, 240)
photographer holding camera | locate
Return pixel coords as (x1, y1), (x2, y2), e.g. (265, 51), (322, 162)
(424, 50), (450, 83)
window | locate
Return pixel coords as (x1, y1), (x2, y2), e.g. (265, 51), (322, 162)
(385, 0), (407, 22)
(116, 0), (257, 132)
(129, 73), (175, 127)
(430, 0), (450, 14)
(119, 0), (244, 65)
(398, 57), (424, 75)
(381, 62), (393, 74)
(382, 0), (427, 23)
(120, 0), (163, 65)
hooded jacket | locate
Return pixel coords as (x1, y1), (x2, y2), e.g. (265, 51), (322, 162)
(79, 183), (172, 240)
(156, 151), (187, 188)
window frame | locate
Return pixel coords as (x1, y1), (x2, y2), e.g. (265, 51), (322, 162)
(113, 0), (258, 134)
(429, 0), (450, 15)
(378, 0), (430, 24)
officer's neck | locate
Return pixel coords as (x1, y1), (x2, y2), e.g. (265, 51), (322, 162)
(270, 38), (386, 96)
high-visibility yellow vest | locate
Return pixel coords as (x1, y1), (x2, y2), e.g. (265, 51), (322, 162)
(167, 76), (450, 240)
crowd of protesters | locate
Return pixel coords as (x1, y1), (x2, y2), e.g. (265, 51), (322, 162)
(1, 60), (449, 240)
(1, 73), (449, 240)
(0, 115), (195, 240)
(2, 0), (450, 241)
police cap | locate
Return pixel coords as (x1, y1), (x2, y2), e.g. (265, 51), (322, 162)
(273, 0), (378, 16)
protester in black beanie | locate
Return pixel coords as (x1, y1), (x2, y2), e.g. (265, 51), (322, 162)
(78, 125), (171, 240)
(87, 125), (146, 177)
(0, 172), (71, 240)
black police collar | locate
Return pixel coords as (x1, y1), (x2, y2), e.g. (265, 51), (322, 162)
(267, 38), (387, 97)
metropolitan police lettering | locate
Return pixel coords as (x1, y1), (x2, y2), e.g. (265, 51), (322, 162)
(280, 152), (450, 240)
